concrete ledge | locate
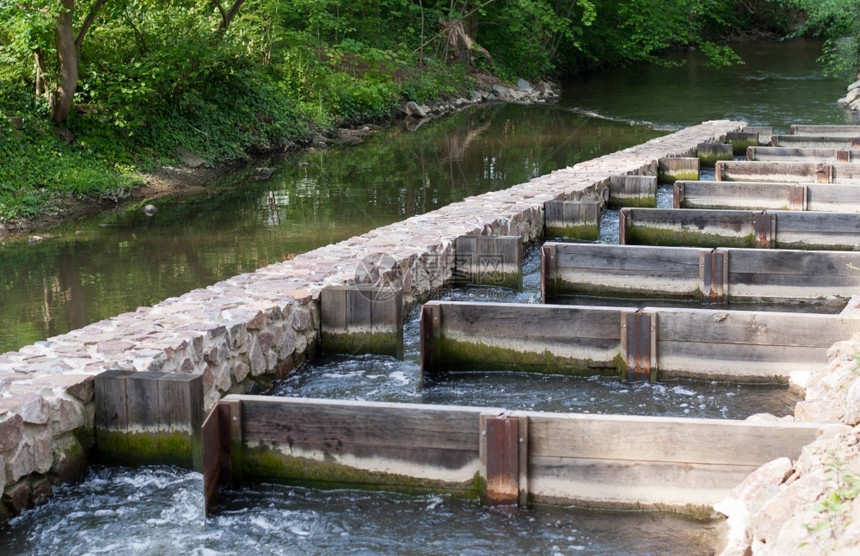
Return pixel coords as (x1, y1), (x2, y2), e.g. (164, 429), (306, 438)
(0, 120), (744, 517)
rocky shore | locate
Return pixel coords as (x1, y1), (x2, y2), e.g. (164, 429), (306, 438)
(837, 77), (860, 117)
(715, 298), (860, 554)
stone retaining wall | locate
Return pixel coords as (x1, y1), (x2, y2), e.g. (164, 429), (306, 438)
(0, 120), (743, 520)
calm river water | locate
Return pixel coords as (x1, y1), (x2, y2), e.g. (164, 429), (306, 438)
(0, 39), (853, 554)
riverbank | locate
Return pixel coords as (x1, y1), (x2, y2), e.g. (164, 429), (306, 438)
(0, 75), (557, 242)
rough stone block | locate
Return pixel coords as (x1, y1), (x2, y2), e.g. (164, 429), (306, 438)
(0, 413), (23, 451)
(0, 393), (48, 425)
(6, 440), (35, 483)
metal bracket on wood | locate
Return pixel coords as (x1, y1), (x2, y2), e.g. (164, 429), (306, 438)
(202, 398), (243, 516)
(621, 310), (657, 382)
(618, 208), (629, 245)
(419, 303), (442, 387)
(673, 182), (684, 209)
(836, 150), (850, 163)
(787, 185), (807, 211)
(481, 413), (528, 507)
(815, 163), (833, 184)
(700, 249), (728, 305)
(540, 243), (556, 303)
(753, 212), (776, 249)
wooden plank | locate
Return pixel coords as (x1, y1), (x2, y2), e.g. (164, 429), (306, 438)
(648, 307), (859, 380)
(544, 243), (704, 300)
(320, 287), (348, 335)
(747, 146), (859, 163)
(650, 307), (858, 347)
(773, 211), (860, 250)
(423, 301), (628, 376)
(772, 135), (860, 149)
(620, 208), (759, 248)
(525, 412), (822, 466)
(126, 371), (163, 431)
(715, 161), (850, 183)
(544, 200), (601, 240)
(238, 396), (494, 487)
(743, 126), (772, 145)
(322, 285), (403, 356)
(674, 181), (807, 211)
(94, 369), (131, 466)
(726, 131), (759, 155)
(455, 235), (522, 288)
(201, 402), (226, 516)
(158, 373), (204, 470)
(607, 175), (657, 208)
(723, 248), (860, 301)
(528, 457), (757, 508)
(658, 157), (699, 183)
(790, 125), (860, 137)
(806, 184), (860, 212)
(696, 142), (733, 166)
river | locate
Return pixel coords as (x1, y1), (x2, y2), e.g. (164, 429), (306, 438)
(0, 39), (854, 554)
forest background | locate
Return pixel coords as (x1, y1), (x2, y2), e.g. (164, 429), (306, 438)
(0, 0), (858, 224)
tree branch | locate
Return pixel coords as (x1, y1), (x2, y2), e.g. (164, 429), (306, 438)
(75, 0), (108, 50)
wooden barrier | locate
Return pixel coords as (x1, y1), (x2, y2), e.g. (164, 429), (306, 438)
(620, 208), (860, 250)
(420, 300), (860, 383)
(723, 248), (860, 303)
(455, 235), (523, 290)
(743, 125), (772, 145)
(673, 181), (807, 211)
(747, 146), (858, 163)
(201, 395), (833, 513)
(726, 131), (759, 155)
(771, 135), (860, 149)
(658, 157), (699, 183)
(543, 242), (860, 305)
(544, 200), (601, 240)
(790, 124), (860, 137)
(807, 184), (860, 212)
(320, 285), (404, 357)
(607, 175), (657, 208)
(696, 142), (733, 166)
(420, 301), (626, 380)
(650, 307), (859, 380)
(715, 161), (860, 184)
(94, 370), (204, 469)
(202, 395), (504, 511)
(619, 208), (773, 249)
(674, 181), (860, 213)
(541, 243), (712, 302)
(524, 412), (826, 509)
(772, 211), (860, 250)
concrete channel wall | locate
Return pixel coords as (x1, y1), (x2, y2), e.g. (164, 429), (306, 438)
(0, 120), (743, 518)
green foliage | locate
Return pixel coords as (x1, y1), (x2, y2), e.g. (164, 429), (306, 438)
(0, 0), (815, 222)
(802, 452), (860, 551)
(778, 0), (860, 81)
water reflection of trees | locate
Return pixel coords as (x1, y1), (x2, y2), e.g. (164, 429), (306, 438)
(0, 107), (664, 353)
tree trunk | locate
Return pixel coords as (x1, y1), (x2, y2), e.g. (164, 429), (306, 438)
(52, 0), (78, 124)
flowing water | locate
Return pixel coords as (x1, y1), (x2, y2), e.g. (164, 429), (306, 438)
(0, 39), (850, 554)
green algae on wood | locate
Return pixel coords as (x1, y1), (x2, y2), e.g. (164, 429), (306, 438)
(435, 336), (624, 378)
(241, 443), (486, 500)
